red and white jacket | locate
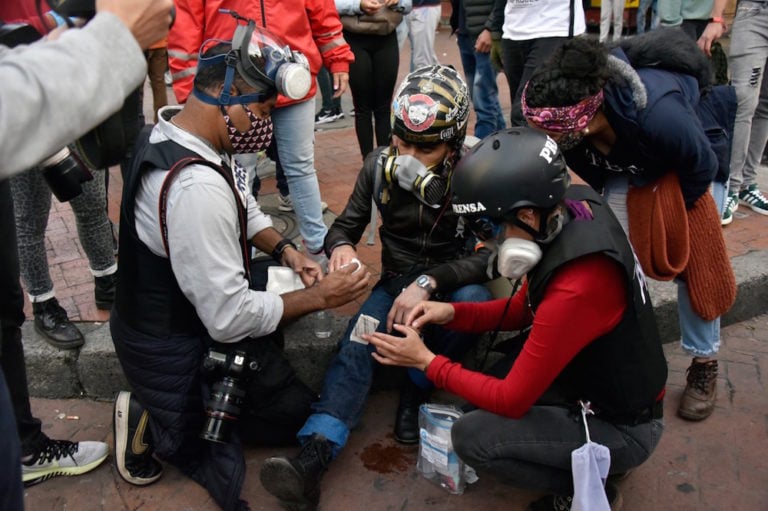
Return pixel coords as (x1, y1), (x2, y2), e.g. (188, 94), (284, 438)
(168, 0), (354, 107)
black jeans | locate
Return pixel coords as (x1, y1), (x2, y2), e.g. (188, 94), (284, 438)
(451, 343), (664, 495)
(345, 30), (400, 159)
(500, 36), (569, 127)
(0, 179), (48, 458)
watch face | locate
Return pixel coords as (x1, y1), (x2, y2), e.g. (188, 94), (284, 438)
(417, 275), (431, 290)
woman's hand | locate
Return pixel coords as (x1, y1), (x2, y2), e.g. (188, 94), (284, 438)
(367, 323), (436, 370)
(405, 300), (455, 329)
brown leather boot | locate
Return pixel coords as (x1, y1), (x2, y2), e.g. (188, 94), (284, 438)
(677, 359), (718, 421)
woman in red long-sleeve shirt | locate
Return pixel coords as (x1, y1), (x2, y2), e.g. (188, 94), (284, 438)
(367, 128), (667, 510)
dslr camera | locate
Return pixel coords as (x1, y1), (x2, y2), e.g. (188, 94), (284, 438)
(200, 347), (261, 444)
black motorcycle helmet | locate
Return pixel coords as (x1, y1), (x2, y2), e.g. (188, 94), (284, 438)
(451, 127), (569, 224)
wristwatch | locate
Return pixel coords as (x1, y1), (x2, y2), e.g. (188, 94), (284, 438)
(415, 274), (436, 295)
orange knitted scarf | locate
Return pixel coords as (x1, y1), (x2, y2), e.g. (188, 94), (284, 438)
(627, 172), (736, 321)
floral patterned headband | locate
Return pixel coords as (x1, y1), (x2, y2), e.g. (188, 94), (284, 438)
(521, 84), (604, 133)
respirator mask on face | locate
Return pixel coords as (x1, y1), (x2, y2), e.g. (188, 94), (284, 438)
(383, 153), (449, 208)
(496, 237), (543, 280)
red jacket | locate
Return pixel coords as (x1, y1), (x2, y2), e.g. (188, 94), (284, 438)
(168, 0), (354, 107)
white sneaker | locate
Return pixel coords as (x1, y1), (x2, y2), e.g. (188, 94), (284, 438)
(22, 439), (109, 486)
(278, 193), (294, 212)
(278, 194), (328, 213)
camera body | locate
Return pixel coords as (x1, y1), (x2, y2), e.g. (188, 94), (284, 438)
(200, 348), (261, 443)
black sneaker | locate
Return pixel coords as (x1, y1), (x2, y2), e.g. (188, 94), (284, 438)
(260, 434), (333, 510)
(22, 438), (108, 487)
(113, 391), (163, 486)
(94, 272), (117, 311)
(33, 297), (84, 349)
(314, 108), (338, 125)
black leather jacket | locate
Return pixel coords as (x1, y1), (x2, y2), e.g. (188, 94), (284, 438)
(324, 146), (491, 293)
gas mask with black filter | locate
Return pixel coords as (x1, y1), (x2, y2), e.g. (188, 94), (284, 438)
(382, 150), (452, 209)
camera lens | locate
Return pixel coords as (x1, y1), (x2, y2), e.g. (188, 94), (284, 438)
(200, 377), (247, 443)
(40, 147), (93, 202)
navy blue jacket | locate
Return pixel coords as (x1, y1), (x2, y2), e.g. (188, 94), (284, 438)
(565, 31), (735, 208)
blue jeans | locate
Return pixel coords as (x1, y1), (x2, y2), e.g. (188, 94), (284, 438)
(271, 100), (327, 252)
(457, 33), (506, 140)
(603, 176), (720, 357)
(728, 0), (768, 194)
(636, 0), (658, 34)
(298, 281), (492, 456)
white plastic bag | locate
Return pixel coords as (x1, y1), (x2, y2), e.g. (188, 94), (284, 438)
(571, 401), (611, 511)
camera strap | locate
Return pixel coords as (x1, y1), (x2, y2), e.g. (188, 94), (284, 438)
(158, 156), (251, 281)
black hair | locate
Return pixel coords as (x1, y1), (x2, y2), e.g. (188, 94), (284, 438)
(193, 43), (252, 96)
(524, 37), (611, 108)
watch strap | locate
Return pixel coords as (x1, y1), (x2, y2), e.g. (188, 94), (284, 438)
(271, 238), (297, 263)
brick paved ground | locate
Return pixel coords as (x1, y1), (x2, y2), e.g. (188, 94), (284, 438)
(23, 313), (768, 510)
(13, 21), (768, 511)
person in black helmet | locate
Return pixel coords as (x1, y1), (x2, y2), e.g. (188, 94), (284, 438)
(110, 16), (369, 511)
(259, 64), (493, 510)
(367, 127), (668, 510)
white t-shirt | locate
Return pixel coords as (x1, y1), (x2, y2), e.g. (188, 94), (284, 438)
(502, 0), (586, 41)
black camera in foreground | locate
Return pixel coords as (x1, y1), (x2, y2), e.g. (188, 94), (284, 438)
(200, 348), (261, 444)
(40, 147), (94, 202)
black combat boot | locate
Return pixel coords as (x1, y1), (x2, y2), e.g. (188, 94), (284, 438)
(260, 434), (333, 511)
(394, 380), (431, 444)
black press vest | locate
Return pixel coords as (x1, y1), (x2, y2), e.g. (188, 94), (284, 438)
(527, 185), (667, 417)
(114, 126), (249, 338)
